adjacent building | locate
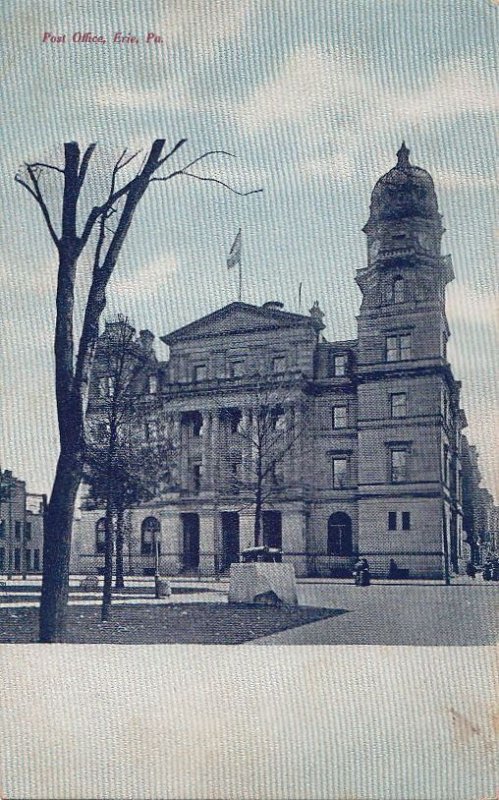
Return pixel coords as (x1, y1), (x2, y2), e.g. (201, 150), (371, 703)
(0, 469), (45, 576)
(74, 145), (488, 578)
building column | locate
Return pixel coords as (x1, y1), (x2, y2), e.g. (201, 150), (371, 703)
(198, 511), (216, 575)
(159, 508), (182, 575)
(171, 413), (182, 489)
(240, 408), (252, 483)
(239, 510), (255, 552)
(292, 404), (303, 486)
(210, 412), (220, 489)
(201, 411), (212, 489)
(282, 508), (307, 576)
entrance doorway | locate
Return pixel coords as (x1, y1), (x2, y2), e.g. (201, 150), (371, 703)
(221, 512), (239, 571)
(262, 510), (282, 550)
(327, 512), (352, 556)
(182, 513), (200, 571)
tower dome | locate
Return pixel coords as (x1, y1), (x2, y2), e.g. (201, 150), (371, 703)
(368, 143), (439, 223)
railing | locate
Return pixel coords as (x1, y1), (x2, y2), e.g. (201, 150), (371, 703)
(77, 548), (449, 579)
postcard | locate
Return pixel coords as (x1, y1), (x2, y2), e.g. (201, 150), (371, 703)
(0, 2), (497, 799)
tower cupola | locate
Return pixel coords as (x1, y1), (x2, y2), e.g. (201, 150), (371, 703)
(367, 143), (440, 225)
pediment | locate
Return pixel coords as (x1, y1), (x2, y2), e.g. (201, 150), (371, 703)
(161, 302), (310, 345)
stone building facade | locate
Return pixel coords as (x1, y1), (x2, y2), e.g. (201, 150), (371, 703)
(0, 469), (45, 576)
(74, 145), (470, 578)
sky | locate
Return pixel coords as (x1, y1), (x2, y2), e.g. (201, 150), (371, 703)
(0, 0), (497, 498)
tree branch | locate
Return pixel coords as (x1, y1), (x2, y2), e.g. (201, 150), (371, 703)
(78, 144), (97, 187)
(15, 166), (60, 246)
(29, 161), (65, 174)
(153, 171), (264, 196)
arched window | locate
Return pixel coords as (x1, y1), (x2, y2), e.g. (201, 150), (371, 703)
(327, 512), (352, 556)
(141, 516), (160, 555)
(393, 276), (404, 303)
(95, 518), (106, 554)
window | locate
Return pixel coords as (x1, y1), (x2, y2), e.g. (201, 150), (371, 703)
(332, 457), (348, 488)
(193, 364), (207, 382)
(229, 360), (244, 378)
(99, 376), (116, 398)
(333, 354), (346, 377)
(388, 512), (397, 531)
(0, 521), (4, 538)
(386, 333), (411, 362)
(95, 518), (106, 554)
(402, 512), (411, 531)
(229, 460), (241, 491)
(192, 463), (203, 492)
(393, 277), (404, 303)
(272, 355), (286, 374)
(14, 548), (20, 571)
(15, 521), (21, 540)
(145, 420), (158, 442)
(227, 409), (241, 434)
(148, 375), (158, 394)
(332, 406), (347, 429)
(390, 393), (407, 418)
(390, 449), (407, 483)
(0, 547), (4, 571)
(33, 549), (40, 571)
(443, 445), (449, 484)
(25, 549), (31, 570)
(192, 411), (203, 437)
(141, 517), (160, 555)
(25, 522), (32, 540)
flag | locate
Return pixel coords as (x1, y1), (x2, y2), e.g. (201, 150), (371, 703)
(227, 229), (241, 269)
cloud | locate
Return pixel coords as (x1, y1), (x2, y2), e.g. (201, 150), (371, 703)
(446, 282), (499, 327)
(235, 49), (498, 135)
(299, 154), (356, 184)
(110, 254), (178, 296)
(433, 169), (497, 191)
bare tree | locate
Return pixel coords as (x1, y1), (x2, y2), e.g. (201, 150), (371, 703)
(83, 315), (144, 618)
(84, 318), (175, 619)
(218, 378), (304, 549)
(15, 139), (262, 641)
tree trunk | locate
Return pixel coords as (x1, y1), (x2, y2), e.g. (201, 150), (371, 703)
(115, 507), (125, 589)
(101, 502), (115, 621)
(39, 448), (83, 642)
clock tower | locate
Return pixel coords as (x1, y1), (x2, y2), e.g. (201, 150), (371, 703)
(354, 144), (463, 579)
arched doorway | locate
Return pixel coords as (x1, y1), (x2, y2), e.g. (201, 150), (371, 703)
(327, 512), (352, 556)
(182, 513), (200, 571)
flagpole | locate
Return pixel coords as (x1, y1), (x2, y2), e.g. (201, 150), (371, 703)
(239, 260), (242, 302)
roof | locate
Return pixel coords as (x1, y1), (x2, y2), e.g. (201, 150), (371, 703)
(161, 301), (314, 345)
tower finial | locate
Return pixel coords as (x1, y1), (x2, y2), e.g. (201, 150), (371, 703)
(396, 142), (410, 167)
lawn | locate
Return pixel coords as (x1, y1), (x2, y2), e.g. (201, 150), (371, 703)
(0, 602), (345, 644)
